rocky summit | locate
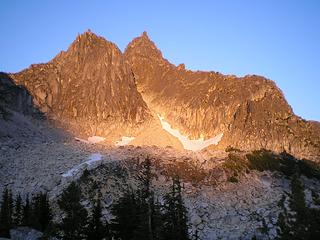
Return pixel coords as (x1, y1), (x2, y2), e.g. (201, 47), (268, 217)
(10, 31), (152, 143)
(4, 31), (319, 162)
(125, 32), (320, 162)
(1, 30), (320, 240)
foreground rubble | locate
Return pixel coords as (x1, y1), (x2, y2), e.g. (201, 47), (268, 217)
(2, 139), (320, 239)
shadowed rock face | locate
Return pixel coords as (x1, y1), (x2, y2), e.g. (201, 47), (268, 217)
(0, 72), (37, 117)
(11, 31), (152, 138)
(125, 32), (320, 162)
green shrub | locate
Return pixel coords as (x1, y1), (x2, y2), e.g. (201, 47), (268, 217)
(297, 159), (320, 180)
(222, 154), (248, 175)
(225, 146), (241, 152)
(246, 149), (280, 172)
(80, 169), (90, 182)
(227, 176), (238, 183)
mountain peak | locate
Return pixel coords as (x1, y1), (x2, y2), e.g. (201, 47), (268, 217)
(76, 29), (101, 42)
(141, 31), (149, 39)
(125, 31), (164, 61)
(60, 30), (121, 60)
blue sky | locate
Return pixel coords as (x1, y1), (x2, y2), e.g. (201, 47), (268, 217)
(1, 0), (319, 121)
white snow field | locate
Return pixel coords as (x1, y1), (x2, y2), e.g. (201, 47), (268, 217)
(115, 136), (135, 146)
(75, 136), (105, 144)
(75, 137), (90, 144)
(62, 153), (103, 177)
(88, 136), (106, 143)
(158, 114), (223, 151)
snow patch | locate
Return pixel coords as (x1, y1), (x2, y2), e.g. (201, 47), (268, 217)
(75, 137), (90, 144)
(88, 136), (105, 143)
(115, 136), (135, 146)
(62, 153), (103, 177)
(75, 136), (105, 144)
(158, 114), (223, 151)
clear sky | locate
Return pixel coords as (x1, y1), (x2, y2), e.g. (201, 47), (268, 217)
(1, 0), (319, 121)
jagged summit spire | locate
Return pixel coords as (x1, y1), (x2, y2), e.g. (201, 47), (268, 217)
(124, 31), (165, 63)
(71, 30), (113, 51)
(125, 31), (156, 49)
(133, 31), (152, 44)
(77, 29), (99, 39)
(141, 31), (149, 38)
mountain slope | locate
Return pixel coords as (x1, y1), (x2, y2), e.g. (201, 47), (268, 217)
(10, 31), (152, 140)
(125, 32), (320, 162)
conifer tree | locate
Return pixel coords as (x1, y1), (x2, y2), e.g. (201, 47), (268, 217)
(13, 194), (22, 226)
(0, 188), (13, 238)
(136, 156), (155, 240)
(111, 190), (140, 240)
(8, 190), (13, 226)
(31, 192), (52, 231)
(152, 197), (165, 240)
(22, 195), (32, 227)
(111, 157), (176, 240)
(162, 176), (189, 240)
(58, 182), (88, 240)
(86, 198), (109, 240)
(277, 174), (320, 239)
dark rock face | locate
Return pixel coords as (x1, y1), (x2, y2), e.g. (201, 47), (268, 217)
(0, 73), (38, 117)
(11, 31), (152, 138)
(125, 32), (320, 162)
(0, 73), (67, 149)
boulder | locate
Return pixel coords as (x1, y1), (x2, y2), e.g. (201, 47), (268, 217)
(10, 227), (43, 240)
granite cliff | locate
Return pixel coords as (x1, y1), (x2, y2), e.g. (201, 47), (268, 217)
(4, 30), (320, 162)
(10, 31), (152, 142)
(125, 32), (320, 162)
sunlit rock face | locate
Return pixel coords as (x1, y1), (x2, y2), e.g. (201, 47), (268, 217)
(6, 30), (320, 160)
(125, 32), (320, 162)
(11, 31), (152, 139)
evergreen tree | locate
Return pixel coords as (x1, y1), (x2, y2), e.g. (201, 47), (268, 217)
(0, 188), (13, 238)
(41, 222), (60, 240)
(22, 195), (32, 227)
(13, 194), (22, 226)
(152, 197), (165, 240)
(277, 174), (320, 239)
(111, 190), (140, 240)
(135, 157), (155, 240)
(31, 192), (52, 231)
(111, 159), (187, 240)
(162, 176), (189, 240)
(276, 195), (291, 239)
(8, 190), (13, 226)
(58, 182), (88, 240)
(22, 195), (31, 226)
(86, 198), (109, 240)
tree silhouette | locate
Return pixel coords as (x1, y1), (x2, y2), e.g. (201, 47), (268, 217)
(162, 176), (189, 240)
(111, 190), (140, 240)
(31, 192), (52, 231)
(277, 174), (320, 239)
(22, 195), (32, 227)
(111, 159), (190, 240)
(58, 182), (88, 240)
(86, 198), (109, 240)
(13, 194), (22, 226)
(0, 188), (13, 237)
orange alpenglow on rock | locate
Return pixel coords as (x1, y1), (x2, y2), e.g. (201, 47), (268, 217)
(7, 31), (320, 162)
